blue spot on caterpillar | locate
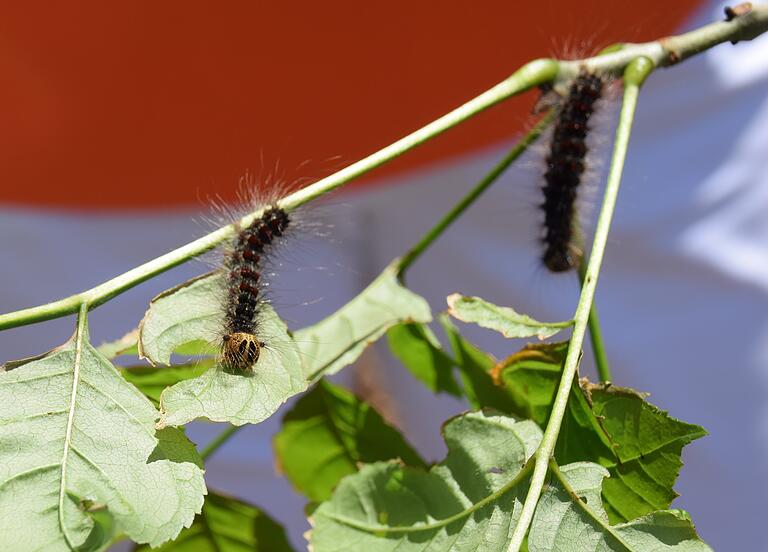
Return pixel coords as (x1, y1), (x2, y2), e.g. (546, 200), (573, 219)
(221, 206), (290, 370)
(541, 70), (603, 272)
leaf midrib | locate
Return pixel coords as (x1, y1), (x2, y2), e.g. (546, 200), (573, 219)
(318, 455), (535, 535)
(58, 307), (87, 550)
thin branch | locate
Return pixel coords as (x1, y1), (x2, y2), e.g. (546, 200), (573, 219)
(397, 110), (557, 279)
(578, 262), (612, 383)
(200, 425), (244, 461)
(568, 4), (768, 79)
(507, 56), (653, 552)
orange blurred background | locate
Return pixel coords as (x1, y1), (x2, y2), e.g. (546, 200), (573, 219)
(0, 0), (698, 208)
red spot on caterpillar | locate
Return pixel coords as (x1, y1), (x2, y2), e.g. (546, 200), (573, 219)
(541, 70), (603, 273)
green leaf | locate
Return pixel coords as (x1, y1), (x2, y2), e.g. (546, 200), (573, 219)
(0, 321), (206, 550)
(439, 314), (511, 411)
(121, 362), (213, 406)
(529, 462), (712, 551)
(274, 380), (426, 502)
(143, 264), (429, 428)
(156, 301), (306, 428)
(138, 272), (231, 366)
(446, 293), (571, 340)
(496, 350), (706, 523)
(96, 329), (139, 359)
(135, 490), (295, 552)
(493, 341), (569, 424)
(295, 262), (432, 382)
(310, 411), (541, 551)
(584, 384), (707, 523)
(386, 323), (461, 396)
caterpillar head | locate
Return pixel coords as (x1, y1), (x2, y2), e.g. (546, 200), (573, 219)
(222, 332), (264, 371)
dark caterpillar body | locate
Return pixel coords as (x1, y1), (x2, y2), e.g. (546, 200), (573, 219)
(541, 71), (603, 272)
(222, 206), (290, 370)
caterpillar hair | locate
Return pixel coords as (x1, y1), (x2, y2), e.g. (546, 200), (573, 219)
(220, 205), (291, 370)
(540, 69), (604, 272)
(206, 165), (340, 372)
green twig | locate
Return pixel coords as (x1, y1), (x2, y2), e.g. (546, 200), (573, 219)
(397, 110), (557, 279)
(578, 262), (611, 383)
(507, 57), (653, 552)
(562, 4), (768, 80)
(200, 425), (244, 461)
(0, 59), (558, 333)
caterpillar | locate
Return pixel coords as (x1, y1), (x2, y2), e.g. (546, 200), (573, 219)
(541, 70), (603, 272)
(220, 205), (290, 370)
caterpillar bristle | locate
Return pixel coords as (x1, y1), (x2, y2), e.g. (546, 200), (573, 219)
(221, 205), (291, 371)
(541, 69), (603, 273)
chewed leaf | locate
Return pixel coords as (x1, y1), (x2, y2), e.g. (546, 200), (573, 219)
(310, 411), (541, 551)
(139, 272), (223, 366)
(582, 384), (707, 523)
(0, 322), (206, 550)
(530, 463), (712, 551)
(447, 293), (572, 340)
(296, 262), (432, 381)
(158, 305), (305, 427)
(135, 490), (295, 552)
(146, 263), (429, 428)
(274, 380), (425, 502)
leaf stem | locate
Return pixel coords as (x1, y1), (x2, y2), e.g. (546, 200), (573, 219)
(397, 111), (557, 279)
(200, 424), (244, 461)
(578, 262), (612, 383)
(322, 455), (536, 534)
(0, 59), (558, 333)
(507, 57), (653, 552)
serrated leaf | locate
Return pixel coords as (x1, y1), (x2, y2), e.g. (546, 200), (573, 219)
(529, 462), (711, 551)
(386, 323), (461, 396)
(274, 380), (426, 502)
(310, 411), (541, 551)
(295, 262), (432, 381)
(156, 302), (306, 427)
(496, 349), (706, 523)
(584, 384), (706, 523)
(0, 320), (206, 550)
(121, 362), (213, 406)
(446, 294), (571, 340)
(135, 490), (295, 552)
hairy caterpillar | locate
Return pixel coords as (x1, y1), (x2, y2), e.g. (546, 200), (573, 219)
(220, 204), (291, 370)
(541, 70), (604, 272)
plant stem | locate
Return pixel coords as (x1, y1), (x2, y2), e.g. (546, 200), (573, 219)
(569, 4), (768, 79)
(0, 59), (558, 333)
(578, 262), (612, 382)
(507, 57), (653, 552)
(397, 110), (557, 279)
(200, 424), (244, 461)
